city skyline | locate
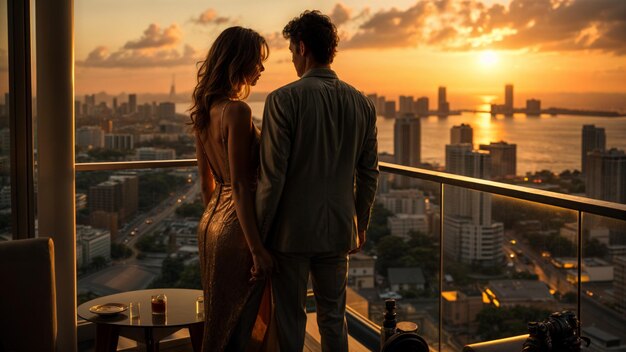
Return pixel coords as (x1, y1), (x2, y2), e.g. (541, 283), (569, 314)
(64, 0), (626, 97)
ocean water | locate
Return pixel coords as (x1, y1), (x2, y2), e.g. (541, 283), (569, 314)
(180, 102), (626, 175)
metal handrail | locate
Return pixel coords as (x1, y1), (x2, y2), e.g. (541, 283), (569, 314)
(379, 162), (626, 220)
(76, 159), (626, 220)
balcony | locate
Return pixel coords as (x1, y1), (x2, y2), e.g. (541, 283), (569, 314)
(71, 159), (626, 351)
(3, 1), (625, 351)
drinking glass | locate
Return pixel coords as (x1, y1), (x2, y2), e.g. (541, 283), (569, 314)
(129, 301), (141, 319)
(151, 294), (167, 315)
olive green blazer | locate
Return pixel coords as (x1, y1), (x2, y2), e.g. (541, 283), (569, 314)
(256, 68), (379, 253)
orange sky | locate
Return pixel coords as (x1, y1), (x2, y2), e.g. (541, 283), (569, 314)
(72, 0), (626, 99)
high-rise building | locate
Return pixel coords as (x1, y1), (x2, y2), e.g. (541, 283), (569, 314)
(526, 99), (541, 116)
(394, 113), (420, 187)
(109, 173), (138, 221)
(614, 256), (626, 314)
(158, 102), (176, 119)
(504, 84), (514, 113)
(112, 97), (118, 114)
(415, 97), (429, 117)
(377, 189), (426, 215)
(104, 133), (134, 150)
(89, 173), (139, 225)
(586, 148), (626, 204)
(399, 95), (414, 115)
(384, 101), (396, 118)
(128, 93), (137, 114)
(479, 141), (517, 179)
(388, 214), (428, 240)
(136, 147), (176, 160)
(450, 124), (473, 145)
(438, 86), (449, 114)
(444, 144), (503, 266)
(76, 225), (111, 267)
(0, 128), (11, 154)
(582, 125), (606, 174)
(89, 180), (123, 214)
(377, 96), (386, 115)
(76, 126), (105, 149)
(393, 124), (417, 189)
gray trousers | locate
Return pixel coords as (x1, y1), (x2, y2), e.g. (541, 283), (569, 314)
(271, 251), (349, 352)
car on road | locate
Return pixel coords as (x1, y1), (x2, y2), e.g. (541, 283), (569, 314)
(145, 218), (153, 224)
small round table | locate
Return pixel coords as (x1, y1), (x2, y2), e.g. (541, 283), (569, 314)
(78, 288), (204, 352)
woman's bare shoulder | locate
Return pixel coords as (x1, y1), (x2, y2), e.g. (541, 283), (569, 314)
(224, 100), (251, 119)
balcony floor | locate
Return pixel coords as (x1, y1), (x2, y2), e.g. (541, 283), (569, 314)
(81, 312), (372, 352)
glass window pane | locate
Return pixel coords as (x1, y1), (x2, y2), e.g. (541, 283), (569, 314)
(361, 171), (441, 349)
(443, 190), (578, 347)
(0, 0), (11, 240)
(581, 212), (626, 348)
(76, 167), (200, 305)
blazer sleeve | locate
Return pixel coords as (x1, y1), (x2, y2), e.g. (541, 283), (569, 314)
(355, 104), (379, 232)
(256, 91), (293, 241)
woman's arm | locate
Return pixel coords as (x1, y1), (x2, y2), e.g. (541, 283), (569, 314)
(224, 102), (273, 277)
(195, 132), (215, 207)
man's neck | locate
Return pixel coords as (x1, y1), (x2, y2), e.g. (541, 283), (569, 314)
(302, 58), (331, 76)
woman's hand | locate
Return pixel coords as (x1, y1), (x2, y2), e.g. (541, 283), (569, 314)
(250, 247), (274, 282)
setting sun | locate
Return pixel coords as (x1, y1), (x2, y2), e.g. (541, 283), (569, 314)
(478, 50), (499, 68)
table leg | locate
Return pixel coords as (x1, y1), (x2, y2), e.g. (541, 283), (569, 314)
(95, 324), (120, 352)
(188, 322), (204, 351)
(144, 328), (158, 352)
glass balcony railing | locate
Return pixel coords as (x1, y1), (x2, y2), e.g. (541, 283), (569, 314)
(75, 159), (626, 351)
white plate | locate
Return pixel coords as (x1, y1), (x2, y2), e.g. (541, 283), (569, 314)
(89, 303), (128, 316)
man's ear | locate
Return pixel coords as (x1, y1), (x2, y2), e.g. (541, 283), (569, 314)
(298, 41), (306, 56)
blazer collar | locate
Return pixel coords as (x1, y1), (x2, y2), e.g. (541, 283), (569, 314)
(301, 67), (338, 80)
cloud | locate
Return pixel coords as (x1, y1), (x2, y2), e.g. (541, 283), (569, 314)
(191, 9), (231, 25)
(78, 44), (197, 68)
(330, 3), (352, 26)
(78, 23), (197, 68)
(337, 0), (626, 55)
(123, 23), (182, 49)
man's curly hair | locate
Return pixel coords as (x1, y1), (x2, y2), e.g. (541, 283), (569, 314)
(282, 10), (339, 65)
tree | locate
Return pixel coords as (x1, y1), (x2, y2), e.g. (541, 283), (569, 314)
(176, 201), (205, 218)
(90, 256), (107, 270)
(139, 172), (186, 211)
(364, 203), (393, 251)
(111, 243), (133, 259)
(135, 233), (168, 253)
(375, 235), (411, 275)
(476, 305), (552, 340)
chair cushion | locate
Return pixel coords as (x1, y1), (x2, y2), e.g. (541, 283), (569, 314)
(463, 334), (528, 352)
(0, 238), (56, 352)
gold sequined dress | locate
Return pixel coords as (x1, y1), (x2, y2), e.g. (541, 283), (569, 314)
(196, 103), (269, 352)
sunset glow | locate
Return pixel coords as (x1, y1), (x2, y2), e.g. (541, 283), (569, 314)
(477, 50), (500, 69)
(70, 0), (625, 108)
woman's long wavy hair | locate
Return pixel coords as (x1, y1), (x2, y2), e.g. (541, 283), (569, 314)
(190, 27), (269, 131)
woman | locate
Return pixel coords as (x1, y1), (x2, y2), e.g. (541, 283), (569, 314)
(190, 27), (274, 352)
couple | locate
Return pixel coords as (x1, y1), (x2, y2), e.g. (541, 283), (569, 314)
(191, 10), (378, 352)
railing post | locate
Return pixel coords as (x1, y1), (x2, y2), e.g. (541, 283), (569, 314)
(577, 210), (582, 333)
(439, 182), (444, 352)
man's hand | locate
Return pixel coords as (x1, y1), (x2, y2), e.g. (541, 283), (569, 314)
(349, 230), (366, 254)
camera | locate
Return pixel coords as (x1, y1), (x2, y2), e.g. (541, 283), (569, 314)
(522, 310), (590, 352)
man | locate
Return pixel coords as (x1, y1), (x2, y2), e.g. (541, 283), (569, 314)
(256, 10), (378, 352)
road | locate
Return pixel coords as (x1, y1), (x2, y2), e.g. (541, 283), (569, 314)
(505, 230), (626, 342)
(79, 179), (201, 295)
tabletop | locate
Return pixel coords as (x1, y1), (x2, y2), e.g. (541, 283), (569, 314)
(78, 288), (204, 328)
